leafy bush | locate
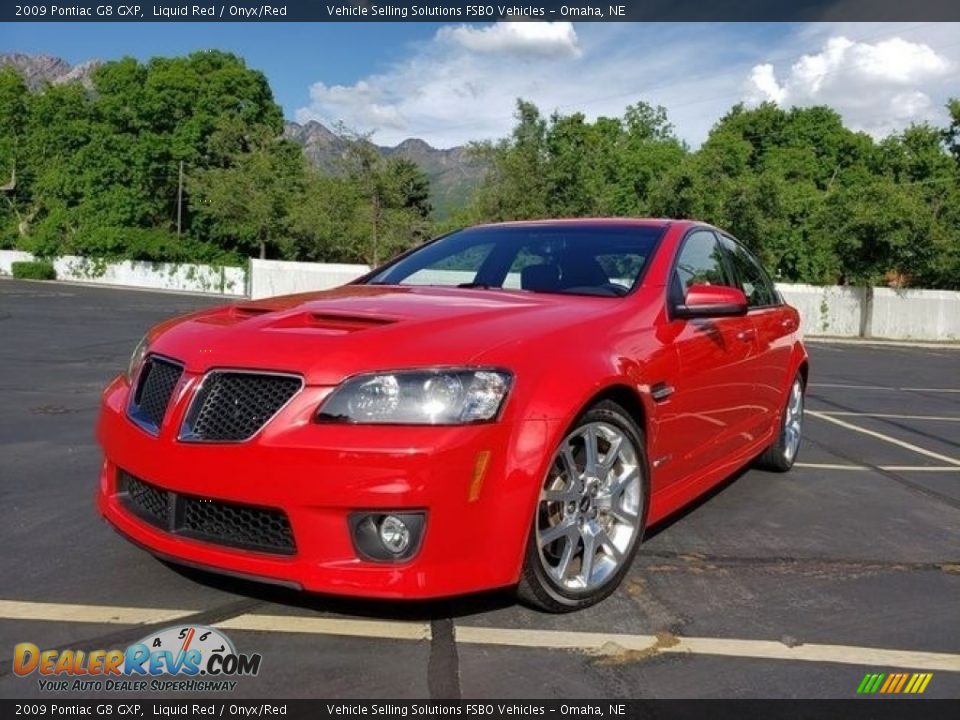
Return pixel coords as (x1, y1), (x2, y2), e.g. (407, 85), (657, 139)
(11, 260), (56, 280)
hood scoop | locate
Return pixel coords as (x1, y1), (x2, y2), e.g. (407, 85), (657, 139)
(193, 305), (276, 326)
(232, 305), (275, 319)
(266, 311), (396, 335)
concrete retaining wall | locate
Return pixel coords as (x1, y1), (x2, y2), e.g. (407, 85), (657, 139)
(776, 283), (867, 338)
(0, 250), (34, 275)
(248, 259), (370, 299)
(870, 288), (960, 341)
(0, 250), (246, 296)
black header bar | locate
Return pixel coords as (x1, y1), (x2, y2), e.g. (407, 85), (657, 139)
(0, 700), (958, 720)
(4, 0), (960, 23)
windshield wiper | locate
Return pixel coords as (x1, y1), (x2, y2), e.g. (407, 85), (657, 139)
(457, 282), (500, 290)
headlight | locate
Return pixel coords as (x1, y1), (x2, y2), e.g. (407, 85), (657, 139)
(126, 335), (149, 383)
(316, 369), (512, 425)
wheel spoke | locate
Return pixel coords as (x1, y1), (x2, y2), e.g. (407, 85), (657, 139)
(553, 535), (577, 581)
(543, 488), (575, 503)
(580, 527), (598, 584)
(598, 528), (623, 563)
(608, 504), (638, 526)
(583, 427), (600, 477)
(561, 445), (580, 483)
(540, 518), (577, 547)
(608, 465), (639, 501)
(601, 435), (623, 472)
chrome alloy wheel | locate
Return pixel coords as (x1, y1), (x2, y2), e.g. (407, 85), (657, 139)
(783, 377), (804, 462)
(536, 422), (643, 592)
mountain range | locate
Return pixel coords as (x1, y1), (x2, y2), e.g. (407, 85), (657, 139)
(0, 52), (101, 88)
(283, 120), (482, 216)
(0, 53), (482, 217)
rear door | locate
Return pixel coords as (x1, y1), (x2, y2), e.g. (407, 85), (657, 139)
(656, 229), (761, 486)
(718, 234), (796, 423)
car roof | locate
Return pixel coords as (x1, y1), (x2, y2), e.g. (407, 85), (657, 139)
(472, 217), (679, 230)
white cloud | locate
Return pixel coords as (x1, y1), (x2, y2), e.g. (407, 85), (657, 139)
(295, 23), (743, 148)
(744, 35), (952, 136)
(745, 64), (786, 105)
(294, 23), (960, 150)
(301, 80), (406, 130)
(436, 21), (581, 58)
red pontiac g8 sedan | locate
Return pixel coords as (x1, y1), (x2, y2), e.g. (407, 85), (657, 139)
(96, 219), (807, 611)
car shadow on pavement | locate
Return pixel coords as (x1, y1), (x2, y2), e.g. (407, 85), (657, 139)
(161, 560), (517, 621)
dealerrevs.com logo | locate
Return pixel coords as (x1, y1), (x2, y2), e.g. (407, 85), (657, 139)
(14, 625), (262, 692)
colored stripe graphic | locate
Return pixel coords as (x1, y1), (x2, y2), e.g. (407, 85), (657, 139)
(858, 673), (886, 693)
(858, 672), (933, 694)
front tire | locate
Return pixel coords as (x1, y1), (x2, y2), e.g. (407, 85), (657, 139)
(517, 400), (648, 612)
(756, 372), (805, 472)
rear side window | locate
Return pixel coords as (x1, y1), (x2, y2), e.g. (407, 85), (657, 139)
(719, 235), (779, 307)
(672, 230), (733, 298)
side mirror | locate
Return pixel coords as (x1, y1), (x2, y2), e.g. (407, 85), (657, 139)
(674, 284), (748, 318)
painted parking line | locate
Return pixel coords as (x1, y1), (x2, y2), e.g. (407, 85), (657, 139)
(0, 600), (429, 642)
(453, 626), (960, 672)
(795, 462), (960, 472)
(811, 383), (960, 393)
(0, 600), (194, 626)
(796, 463), (869, 471)
(812, 412), (960, 422)
(806, 412), (960, 467)
(3, 599), (960, 672)
(216, 614), (431, 641)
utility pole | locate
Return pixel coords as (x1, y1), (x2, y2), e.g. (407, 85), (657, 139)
(176, 160), (184, 239)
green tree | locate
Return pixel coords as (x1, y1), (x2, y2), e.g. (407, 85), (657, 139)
(188, 123), (303, 259)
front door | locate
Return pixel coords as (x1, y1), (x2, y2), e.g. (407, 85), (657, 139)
(655, 230), (761, 488)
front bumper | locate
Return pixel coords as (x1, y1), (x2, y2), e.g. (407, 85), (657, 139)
(96, 375), (554, 599)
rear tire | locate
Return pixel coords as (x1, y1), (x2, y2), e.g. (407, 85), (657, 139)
(516, 400), (648, 612)
(756, 372), (805, 472)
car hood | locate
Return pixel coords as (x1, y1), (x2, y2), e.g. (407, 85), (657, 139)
(147, 284), (617, 385)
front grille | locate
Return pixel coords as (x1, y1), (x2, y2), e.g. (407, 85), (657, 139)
(129, 357), (183, 432)
(118, 470), (295, 555)
(181, 371), (302, 442)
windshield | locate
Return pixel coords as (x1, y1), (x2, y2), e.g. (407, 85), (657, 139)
(366, 224), (665, 297)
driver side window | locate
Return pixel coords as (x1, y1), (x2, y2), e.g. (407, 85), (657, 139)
(672, 230), (733, 301)
(718, 235), (779, 308)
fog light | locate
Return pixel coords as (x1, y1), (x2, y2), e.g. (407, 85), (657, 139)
(349, 511), (426, 562)
(379, 515), (411, 554)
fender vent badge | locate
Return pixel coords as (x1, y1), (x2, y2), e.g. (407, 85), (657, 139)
(651, 382), (675, 402)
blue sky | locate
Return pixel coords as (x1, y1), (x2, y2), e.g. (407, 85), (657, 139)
(3, 22), (444, 113)
(3, 22), (958, 148)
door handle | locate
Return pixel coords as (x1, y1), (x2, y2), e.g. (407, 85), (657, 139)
(736, 329), (756, 342)
(781, 318), (796, 330)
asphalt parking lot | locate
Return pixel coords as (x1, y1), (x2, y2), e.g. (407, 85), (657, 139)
(0, 278), (958, 699)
